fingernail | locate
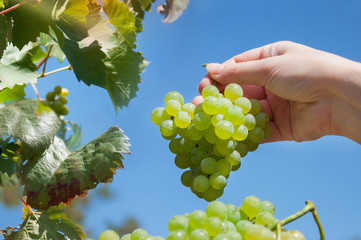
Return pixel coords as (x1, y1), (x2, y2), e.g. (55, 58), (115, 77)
(206, 63), (223, 76)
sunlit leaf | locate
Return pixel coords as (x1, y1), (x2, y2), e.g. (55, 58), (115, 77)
(0, 84), (26, 105)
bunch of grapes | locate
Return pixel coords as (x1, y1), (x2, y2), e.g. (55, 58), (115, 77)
(151, 83), (272, 200)
(43, 85), (69, 116)
(97, 196), (305, 240)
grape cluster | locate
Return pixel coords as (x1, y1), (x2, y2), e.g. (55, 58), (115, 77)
(110, 196), (305, 240)
(43, 85), (69, 116)
(151, 84), (272, 200)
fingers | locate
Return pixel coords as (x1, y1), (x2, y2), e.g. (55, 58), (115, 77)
(192, 95), (203, 105)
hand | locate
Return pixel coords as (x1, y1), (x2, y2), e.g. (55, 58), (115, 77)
(193, 41), (361, 144)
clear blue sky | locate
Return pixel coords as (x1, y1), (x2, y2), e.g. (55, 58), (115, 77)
(1, 0), (361, 239)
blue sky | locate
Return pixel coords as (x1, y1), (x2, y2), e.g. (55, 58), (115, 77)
(1, 0), (361, 239)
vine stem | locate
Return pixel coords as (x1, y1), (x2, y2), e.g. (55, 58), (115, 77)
(38, 45), (53, 77)
(269, 200), (325, 240)
(38, 65), (72, 78)
(19, 196), (39, 221)
(0, 2), (24, 15)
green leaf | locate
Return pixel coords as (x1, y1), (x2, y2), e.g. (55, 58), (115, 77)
(0, 14), (12, 58)
(12, 2), (49, 49)
(11, 209), (85, 240)
(22, 126), (130, 210)
(0, 0), (4, 9)
(125, 0), (155, 19)
(0, 44), (38, 90)
(0, 84), (26, 104)
(157, 0), (190, 24)
(0, 172), (18, 187)
(103, 0), (137, 47)
(0, 99), (60, 159)
(40, 31), (66, 63)
(57, 120), (83, 152)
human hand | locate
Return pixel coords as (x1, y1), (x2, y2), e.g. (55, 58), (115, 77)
(193, 41), (361, 144)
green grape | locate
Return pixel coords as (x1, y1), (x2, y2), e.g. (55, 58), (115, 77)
(216, 158), (232, 176)
(51, 99), (63, 111)
(186, 124), (203, 141)
(54, 85), (62, 95)
(241, 196), (262, 220)
(231, 162), (241, 171)
(236, 143), (248, 157)
(248, 127), (264, 143)
(194, 112), (211, 131)
(282, 230), (305, 240)
(180, 170), (193, 187)
(58, 105), (69, 116)
(215, 139), (237, 156)
(152, 237), (165, 240)
(120, 234), (131, 240)
(263, 124), (273, 139)
(203, 187), (222, 202)
(203, 96), (220, 115)
(174, 153), (191, 169)
(182, 103), (196, 119)
(225, 231), (242, 240)
(215, 120), (234, 140)
(99, 230), (120, 240)
(151, 107), (171, 126)
(177, 137), (196, 153)
(165, 91), (184, 105)
(190, 229), (210, 240)
(168, 215), (189, 231)
(242, 138), (259, 152)
(211, 113), (225, 126)
(219, 98), (233, 115)
(235, 220), (252, 238)
(139, 236), (152, 240)
(206, 201), (228, 220)
(166, 230), (187, 240)
(212, 234), (229, 240)
(244, 224), (275, 240)
(46, 92), (56, 101)
(174, 111), (192, 128)
(226, 150), (241, 166)
(249, 99), (261, 115)
(131, 229), (148, 240)
(198, 138), (213, 151)
(226, 205), (241, 225)
(239, 209), (249, 220)
(200, 157), (217, 174)
(190, 185), (204, 198)
(194, 103), (204, 115)
(169, 138), (180, 154)
(204, 126), (218, 144)
(209, 172), (227, 190)
(160, 120), (177, 137)
(234, 97), (251, 114)
(166, 99), (182, 116)
(233, 125), (248, 141)
(177, 127), (188, 137)
(255, 212), (278, 226)
(261, 201), (275, 215)
(243, 114), (256, 130)
(189, 210), (207, 229)
(213, 144), (225, 157)
(222, 221), (237, 233)
(58, 95), (68, 104)
(225, 106), (244, 126)
(202, 84), (220, 99)
(162, 132), (177, 141)
(255, 112), (269, 128)
(190, 147), (208, 165)
(193, 175), (210, 192)
(60, 88), (69, 97)
(204, 217), (222, 236)
(224, 83), (243, 102)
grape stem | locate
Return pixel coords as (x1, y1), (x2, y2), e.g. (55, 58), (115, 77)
(38, 45), (53, 77)
(37, 65), (72, 78)
(269, 200), (325, 240)
(0, 2), (24, 15)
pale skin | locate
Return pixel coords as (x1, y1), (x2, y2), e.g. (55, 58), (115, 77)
(192, 41), (361, 144)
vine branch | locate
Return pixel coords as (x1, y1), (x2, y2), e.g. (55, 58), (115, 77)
(38, 65), (72, 78)
(0, 2), (24, 15)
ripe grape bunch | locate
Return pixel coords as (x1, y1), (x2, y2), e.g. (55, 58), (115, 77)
(151, 83), (272, 201)
(96, 196), (305, 240)
(43, 85), (69, 116)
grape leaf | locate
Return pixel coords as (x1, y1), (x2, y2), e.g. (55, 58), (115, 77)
(12, 2), (49, 49)
(157, 0), (190, 24)
(0, 13), (12, 58)
(0, 84), (26, 104)
(40, 31), (66, 63)
(103, 0), (137, 47)
(124, 0), (155, 19)
(0, 172), (18, 187)
(11, 208), (85, 240)
(22, 126), (130, 210)
(0, 0), (4, 8)
(0, 44), (38, 90)
(0, 99), (60, 159)
(57, 120), (83, 152)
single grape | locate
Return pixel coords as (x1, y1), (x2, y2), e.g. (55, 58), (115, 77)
(241, 196), (262, 220)
(231, 162), (241, 171)
(206, 201), (228, 220)
(263, 124), (273, 139)
(255, 211), (278, 226)
(216, 158), (232, 176)
(219, 98), (233, 115)
(166, 99), (182, 116)
(174, 153), (191, 169)
(190, 229), (210, 240)
(46, 92), (56, 101)
(209, 172), (227, 190)
(225, 106), (244, 126)
(234, 97), (251, 114)
(203, 217), (222, 236)
(249, 99), (261, 115)
(60, 88), (69, 97)
(222, 220), (237, 233)
(182, 103), (196, 119)
(215, 120), (234, 140)
(180, 170), (193, 187)
(194, 103), (204, 114)
(174, 111), (192, 128)
(168, 215), (189, 231)
(166, 230), (187, 240)
(194, 112), (212, 131)
(255, 112), (269, 128)
(244, 224), (275, 240)
(197, 138), (213, 151)
(283, 230), (306, 240)
(200, 157), (217, 174)
(261, 201), (275, 215)
(169, 138), (180, 154)
(58, 105), (69, 116)
(225, 205), (241, 225)
(160, 120), (177, 137)
(204, 126), (218, 144)
(190, 147), (208, 165)
(211, 113), (225, 126)
(131, 229), (148, 240)
(224, 83), (243, 102)
(248, 127), (264, 143)
(243, 138), (259, 152)
(54, 85), (62, 95)
(225, 231), (242, 240)
(233, 125), (248, 141)
(203, 96), (221, 115)
(58, 95), (68, 104)
(162, 132), (177, 141)
(187, 124), (204, 141)
(151, 107), (171, 126)
(120, 234), (131, 240)
(193, 175), (210, 192)
(215, 139), (237, 156)
(203, 187), (222, 202)
(236, 143), (248, 157)
(202, 84), (220, 99)
(213, 144), (225, 157)
(189, 210), (207, 229)
(165, 91), (184, 105)
(177, 127), (188, 138)
(212, 234), (229, 240)
(226, 150), (241, 166)
(99, 230), (120, 240)
(235, 220), (252, 238)
(243, 114), (256, 130)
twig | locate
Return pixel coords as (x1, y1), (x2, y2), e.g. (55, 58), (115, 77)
(38, 45), (53, 77)
(276, 222), (282, 240)
(0, 2), (24, 15)
(38, 65), (72, 78)
(30, 83), (41, 101)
